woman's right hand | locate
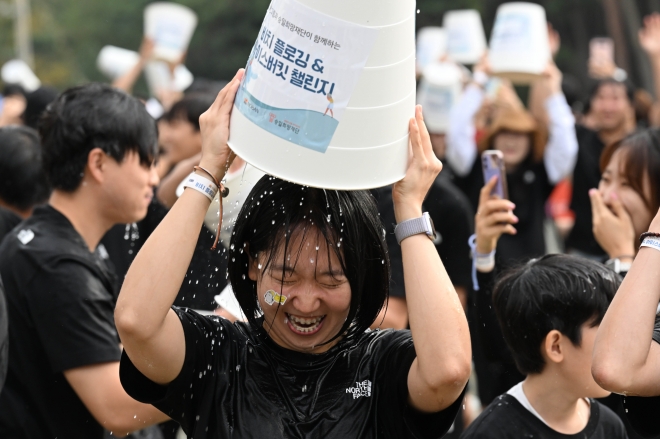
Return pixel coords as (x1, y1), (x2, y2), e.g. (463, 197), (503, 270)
(475, 176), (518, 254)
(198, 69), (244, 181)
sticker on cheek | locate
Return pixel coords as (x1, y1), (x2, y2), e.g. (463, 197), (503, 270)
(264, 290), (287, 306)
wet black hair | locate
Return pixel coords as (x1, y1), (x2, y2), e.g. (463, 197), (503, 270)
(493, 254), (620, 375)
(0, 126), (50, 211)
(2, 84), (27, 98)
(39, 83), (158, 192)
(22, 86), (59, 129)
(228, 175), (390, 342)
(164, 92), (216, 131)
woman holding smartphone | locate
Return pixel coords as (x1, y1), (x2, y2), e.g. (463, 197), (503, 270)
(114, 70), (471, 438)
(447, 59), (578, 266)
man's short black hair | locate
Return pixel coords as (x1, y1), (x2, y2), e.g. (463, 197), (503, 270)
(228, 176), (389, 343)
(164, 93), (216, 131)
(22, 86), (59, 130)
(39, 83), (158, 192)
(587, 78), (635, 109)
(493, 254), (620, 375)
(0, 126), (50, 211)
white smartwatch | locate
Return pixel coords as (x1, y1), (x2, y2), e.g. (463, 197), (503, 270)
(394, 212), (436, 245)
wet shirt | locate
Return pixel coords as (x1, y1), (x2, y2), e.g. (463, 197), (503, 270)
(0, 205), (121, 439)
(120, 308), (463, 439)
(461, 394), (627, 439)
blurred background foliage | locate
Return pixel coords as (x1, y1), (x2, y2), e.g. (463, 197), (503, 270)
(1, 0), (659, 96)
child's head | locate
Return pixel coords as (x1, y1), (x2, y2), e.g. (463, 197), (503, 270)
(493, 255), (620, 398)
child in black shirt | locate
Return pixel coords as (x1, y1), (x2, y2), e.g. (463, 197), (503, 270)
(462, 251), (627, 439)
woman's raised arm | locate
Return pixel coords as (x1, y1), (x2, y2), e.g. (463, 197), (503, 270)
(114, 69), (244, 385)
(593, 207), (660, 396)
(394, 106), (472, 413)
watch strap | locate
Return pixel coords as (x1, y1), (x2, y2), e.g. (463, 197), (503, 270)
(394, 212), (433, 245)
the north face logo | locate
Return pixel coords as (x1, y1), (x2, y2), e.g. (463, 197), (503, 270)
(346, 380), (372, 399)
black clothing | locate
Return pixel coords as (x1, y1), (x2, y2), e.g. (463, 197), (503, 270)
(453, 158), (553, 267)
(461, 393), (627, 439)
(101, 197), (228, 310)
(0, 206), (121, 439)
(471, 269), (524, 404)
(0, 206), (21, 243)
(566, 125), (607, 258)
(373, 173), (474, 298)
(121, 308), (464, 439)
(0, 278), (7, 395)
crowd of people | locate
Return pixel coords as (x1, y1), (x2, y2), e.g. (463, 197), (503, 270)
(2, 6), (660, 439)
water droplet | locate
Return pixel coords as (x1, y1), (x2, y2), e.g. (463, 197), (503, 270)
(230, 244), (235, 250)
(236, 365), (241, 372)
(302, 384), (308, 392)
(258, 263), (263, 269)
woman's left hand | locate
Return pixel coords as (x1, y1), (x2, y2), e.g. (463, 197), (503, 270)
(392, 105), (443, 223)
(590, 189), (636, 258)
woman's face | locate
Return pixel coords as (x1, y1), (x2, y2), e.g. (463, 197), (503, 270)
(493, 131), (531, 169)
(599, 148), (653, 236)
(248, 229), (352, 354)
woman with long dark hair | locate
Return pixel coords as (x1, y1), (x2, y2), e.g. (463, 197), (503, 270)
(114, 70), (471, 438)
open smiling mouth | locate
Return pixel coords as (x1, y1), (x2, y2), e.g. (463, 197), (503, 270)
(286, 313), (326, 335)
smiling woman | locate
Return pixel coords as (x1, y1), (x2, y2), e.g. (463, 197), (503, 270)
(115, 69), (471, 439)
(229, 178), (388, 353)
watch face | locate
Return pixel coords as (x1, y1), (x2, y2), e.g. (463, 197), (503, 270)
(424, 212), (437, 239)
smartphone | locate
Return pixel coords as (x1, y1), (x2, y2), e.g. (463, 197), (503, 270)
(482, 150), (509, 200)
(589, 37), (614, 66)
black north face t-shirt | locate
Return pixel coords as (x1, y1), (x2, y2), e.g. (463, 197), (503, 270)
(121, 308), (463, 438)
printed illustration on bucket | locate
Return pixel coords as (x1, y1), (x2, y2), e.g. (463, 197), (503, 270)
(234, 0), (378, 153)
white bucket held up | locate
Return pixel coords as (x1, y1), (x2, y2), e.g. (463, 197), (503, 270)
(489, 2), (550, 84)
(97, 46), (141, 80)
(144, 61), (194, 97)
(417, 62), (462, 134)
(144, 2), (198, 63)
(443, 10), (487, 65)
(228, 0), (416, 190)
(416, 27), (447, 73)
(1, 60), (40, 92)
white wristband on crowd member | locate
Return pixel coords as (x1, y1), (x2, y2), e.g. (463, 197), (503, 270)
(182, 173), (218, 201)
(475, 251), (496, 272)
(641, 237), (660, 253)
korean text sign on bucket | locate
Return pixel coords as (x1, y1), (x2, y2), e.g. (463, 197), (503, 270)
(234, 0), (378, 154)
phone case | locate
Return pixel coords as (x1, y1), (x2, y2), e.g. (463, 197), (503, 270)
(481, 151), (509, 200)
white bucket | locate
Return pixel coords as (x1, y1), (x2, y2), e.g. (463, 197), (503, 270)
(443, 10), (487, 65)
(228, 0), (416, 190)
(416, 27), (447, 73)
(1, 59), (40, 92)
(417, 62), (462, 134)
(489, 2), (550, 84)
(96, 46), (141, 80)
(144, 2), (198, 63)
(144, 61), (194, 97)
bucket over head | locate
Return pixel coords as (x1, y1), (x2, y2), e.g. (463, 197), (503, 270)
(1, 60), (40, 93)
(144, 2), (198, 63)
(416, 27), (447, 73)
(97, 46), (141, 80)
(417, 62), (462, 134)
(489, 2), (550, 84)
(228, 0), (416, 190)
(443, 10), (487, 65)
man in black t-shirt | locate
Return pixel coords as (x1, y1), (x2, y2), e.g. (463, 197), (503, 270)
(462, 255), (627, 439)
(0, 84), (169, 438)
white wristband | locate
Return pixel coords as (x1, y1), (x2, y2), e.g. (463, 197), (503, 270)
(641, 237), (660, 253)
(475, 251), (496, 272)
(182, 173), (218, 201)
